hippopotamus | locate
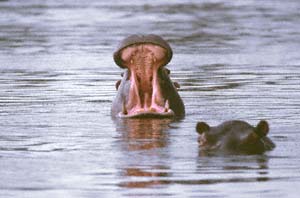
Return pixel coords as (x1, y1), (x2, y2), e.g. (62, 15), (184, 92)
(196, 120), (275, 155)
(111, 34), (185, 118)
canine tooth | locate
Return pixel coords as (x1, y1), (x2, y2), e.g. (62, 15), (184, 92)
(164, 100), (170, 112)
(130, 59), (133, 64)
(165, 100), (170, 109)
(122, 102), (128, 115)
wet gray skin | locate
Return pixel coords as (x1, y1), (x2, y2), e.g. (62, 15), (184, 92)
(112, 34), (185, 118)
(196, 120), (276, 155)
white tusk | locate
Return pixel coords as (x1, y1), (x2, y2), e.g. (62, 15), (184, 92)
(164, 99), (170, 111)
(122, 102), (128, 115)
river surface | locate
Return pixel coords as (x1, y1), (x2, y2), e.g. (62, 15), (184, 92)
(1, 0), (300, 197)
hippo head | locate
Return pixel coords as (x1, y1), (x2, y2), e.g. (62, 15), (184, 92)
(196, 120), (275, 154)
(111, 34), (184, 118)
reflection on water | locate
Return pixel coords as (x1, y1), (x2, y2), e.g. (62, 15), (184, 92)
(114, 118), (171, 151)
(1, 0), (300, 197)
(120, 166), (170, 189)
(114, 118), (171, 189)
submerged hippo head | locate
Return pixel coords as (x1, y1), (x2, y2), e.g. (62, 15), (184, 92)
(111, 34), (185, 118)
(196, 120), (275, 155)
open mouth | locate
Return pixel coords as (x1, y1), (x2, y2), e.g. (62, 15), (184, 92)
(117, 43), (174, 118)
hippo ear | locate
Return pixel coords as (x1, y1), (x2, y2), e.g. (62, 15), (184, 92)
(196, 122), (210, 134)
(255, 120), (269, 137)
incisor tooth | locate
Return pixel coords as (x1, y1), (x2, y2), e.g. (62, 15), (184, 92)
(130, 59), (133, 64)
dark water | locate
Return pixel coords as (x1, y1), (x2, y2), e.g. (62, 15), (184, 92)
(1, 0), (300, 197)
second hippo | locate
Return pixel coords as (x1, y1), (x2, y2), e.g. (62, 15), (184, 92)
(111, 34), (185, 118)
(196, 120), (275, 155)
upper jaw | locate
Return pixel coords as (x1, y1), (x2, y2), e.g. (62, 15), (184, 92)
(114, 34), (173, 68)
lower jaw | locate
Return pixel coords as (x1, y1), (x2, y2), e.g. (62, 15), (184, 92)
(118, 109), (174, 118)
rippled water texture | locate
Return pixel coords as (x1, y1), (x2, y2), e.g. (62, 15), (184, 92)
(1, 0), (300, 197)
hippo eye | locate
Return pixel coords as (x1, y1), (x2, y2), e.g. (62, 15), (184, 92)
(174, 82), (180, 89)
(165, 68), (170, 75)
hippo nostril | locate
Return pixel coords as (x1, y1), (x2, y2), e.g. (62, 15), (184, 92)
(150, 76), (153, 82)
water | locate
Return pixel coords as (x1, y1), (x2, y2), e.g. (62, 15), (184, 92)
(1, 0), (300, 197)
